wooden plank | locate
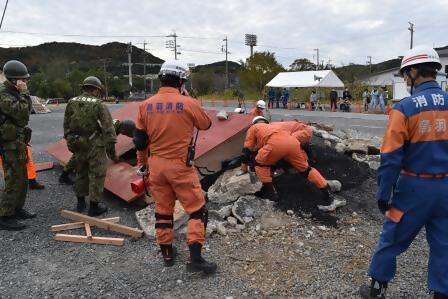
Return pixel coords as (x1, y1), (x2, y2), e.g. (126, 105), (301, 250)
(50, 217), (120, 232)
(54, 234), (124, 246)
(84, 223), (92, 239)
(61, 210), (143, 238)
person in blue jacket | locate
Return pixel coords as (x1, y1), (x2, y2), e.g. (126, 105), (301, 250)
(282, 88), (289, 109)
(360, 46), (448, 299)
(268, 87), (275, 109)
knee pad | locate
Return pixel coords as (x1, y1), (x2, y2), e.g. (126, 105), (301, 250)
(154, 213), (174, 229)
(300, 166), (312, 178)
(190, 206), (208, 229)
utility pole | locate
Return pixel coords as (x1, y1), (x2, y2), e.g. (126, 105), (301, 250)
(222, 36), (230, 89)
(367, 56), (372, 73)
(314, 48), (319, 70)
(143, 41), (147, 96)
(102, 59), (109, 100)
(408, 22), (414, 49)
(127, 42), (133, 92)
(166, 32), (181, 60)
(0, 0), (9, 30)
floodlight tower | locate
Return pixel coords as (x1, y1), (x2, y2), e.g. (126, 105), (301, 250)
(245, 34), (257, 57)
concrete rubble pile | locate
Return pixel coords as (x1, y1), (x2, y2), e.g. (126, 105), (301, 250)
(310, 124), (382, 170)
(30, 96), (51, 114)
(135, 125), (377, 239)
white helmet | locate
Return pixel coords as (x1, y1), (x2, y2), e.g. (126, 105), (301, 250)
(159, 60), (190, 80)
(400, 46), (442, 74)
(252, 116), (269, 125)
(256, 100), (266, 109)
(234, 107), (245, 113)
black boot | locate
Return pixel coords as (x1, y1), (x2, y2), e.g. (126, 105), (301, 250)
(15, 209), (36, 219)
(59, 171), (73, 185)
(359, 279), (387, 299)
(88, 202), (108, 217)
(255, 183), (279, 202)
(435, 292), (448, 299)
(160, 244), (177, 267)
(0, 216), (26, 231)
(28, 179), (45, 190)
(319, 186), (334, 206)
(76, 197), (86, 213)
(186, 243), (217, 274)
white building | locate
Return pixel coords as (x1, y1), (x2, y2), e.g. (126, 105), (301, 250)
(360, 47), (448, 100)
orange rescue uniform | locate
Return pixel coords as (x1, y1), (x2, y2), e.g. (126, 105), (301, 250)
(270, 121), (313, 145)
(244, 123), (327, 188)
(249, 107), (264, 117)
(0, 145), (36, 180)
(136, 87), (212, 246)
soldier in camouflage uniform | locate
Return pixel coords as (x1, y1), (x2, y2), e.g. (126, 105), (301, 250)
(59, 119), (136, 185)
(0, 60), (34, 231)
(63, 76), (118, 216)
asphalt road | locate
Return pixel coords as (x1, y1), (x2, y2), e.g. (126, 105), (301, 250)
(201, 103), (388, 138)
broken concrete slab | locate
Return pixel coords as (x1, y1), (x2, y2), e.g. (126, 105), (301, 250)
(207, 168), (262, 204)
(334, 143), (347, 153)
(135, 201), (188, 239)
(209, 205), (233, 221)
(317, 195), (347, 212)
(345, 139), (368, 154)
(231, 196), (274, 224)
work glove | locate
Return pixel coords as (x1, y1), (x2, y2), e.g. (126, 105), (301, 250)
(377, 200), (391, 215)
(136, 165), (148, 176)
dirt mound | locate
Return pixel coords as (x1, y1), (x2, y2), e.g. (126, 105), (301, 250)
(274, 137), (374, 227)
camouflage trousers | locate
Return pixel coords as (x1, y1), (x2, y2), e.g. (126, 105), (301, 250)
(73, 146), (107, 203)
(64, 154), (77, 173)
(0, 143), (28, 216)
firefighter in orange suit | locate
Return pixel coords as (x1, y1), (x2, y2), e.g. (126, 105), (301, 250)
(249, 100), (266, 117)
(271, 120), (313, 145)
(238, 119), (313, 174)
(241, 116), (332, 203)
(134, 60), (217, 274)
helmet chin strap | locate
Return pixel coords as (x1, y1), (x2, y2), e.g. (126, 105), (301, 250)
(405, 69), (419, 95)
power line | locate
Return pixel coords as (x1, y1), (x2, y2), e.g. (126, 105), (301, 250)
(0, 0), (9, 30)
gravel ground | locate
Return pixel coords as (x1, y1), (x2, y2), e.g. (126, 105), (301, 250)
(0, 105), (433, 298)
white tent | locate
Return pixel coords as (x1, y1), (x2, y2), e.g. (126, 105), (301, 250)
(266, 70), (345, 88)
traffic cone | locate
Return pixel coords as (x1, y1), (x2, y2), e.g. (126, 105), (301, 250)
(357, 102), (362, 113)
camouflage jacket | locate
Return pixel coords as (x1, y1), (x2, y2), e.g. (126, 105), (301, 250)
(64, 93), (116, 151)
(0, 81), (32, 149)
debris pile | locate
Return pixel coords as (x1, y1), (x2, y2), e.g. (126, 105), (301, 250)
(135, 125), (378, 236)
(31, 96), (51, 114)
(311, 124), (382, 170)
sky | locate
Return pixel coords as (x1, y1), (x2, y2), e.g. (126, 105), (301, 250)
(1, 0), (448, 68)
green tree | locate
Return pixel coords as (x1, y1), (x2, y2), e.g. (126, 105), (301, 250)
(290, 58), (317, 71)
(240, 52), (285, 92)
